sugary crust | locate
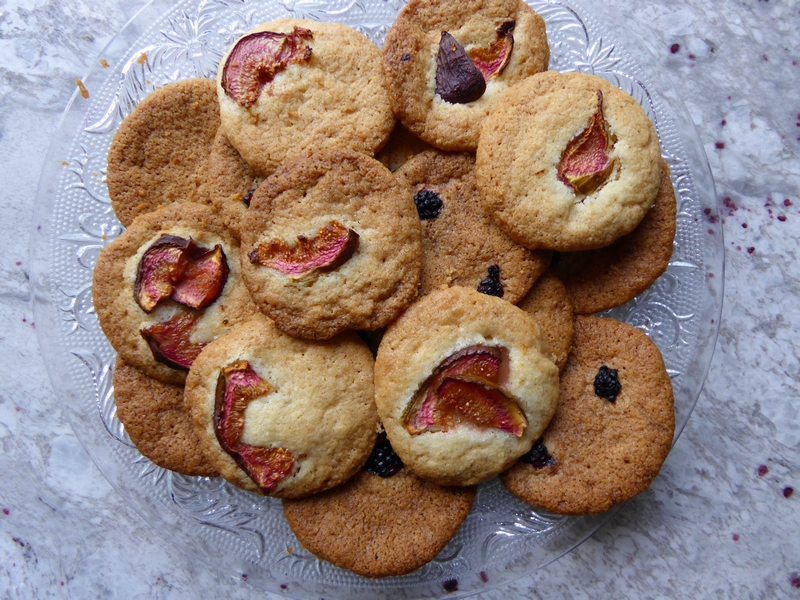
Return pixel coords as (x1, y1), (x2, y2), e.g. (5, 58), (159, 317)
(501, 316), (675, 515)
(239, 149), (422, 340)
(516, 270), (574, 371)
(374, 286), (559, 486)
(395, 149), (549, 303)
(282, 470), (475, 577)
(92, 203), (258, 384)
(383, 0), (549, 151)
(184, 315), (379, 498)
(107, 78), (219, 227)
(112, 358), (218, 477)
(553, 160), (677, 314)
(476, 71), (662, 251)
(217, 19), (394, 176)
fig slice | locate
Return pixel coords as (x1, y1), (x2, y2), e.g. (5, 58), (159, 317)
(467, 21), (515, 81)
(134, 235), (192, 312)
(214, 361), (294, 492)
(557, 89), (617, 196)
(171, 245), (229, 309)
(140, 310), (206, 370)
(435, 31), (486, 104)
(403, 345), (528, 437)
(248, 220), (359, 278)
(221, 27), (313, 108)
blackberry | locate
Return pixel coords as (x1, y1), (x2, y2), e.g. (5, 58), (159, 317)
(594, 365), (621, 402)
(364, 433), (403, 477)
(477, 265), (503, 297)
(414, 189), (443, 220)
(521, 437), (555, 469)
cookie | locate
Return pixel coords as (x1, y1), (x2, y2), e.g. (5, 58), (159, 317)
(93, 202), (258, 384)
(216, 19), (394, 176)
(552, 160), (677, 314)
(283, 435), (475, 577)
(112, 358), (217, 477)
(477, 71), (662, 251)
(501, 315), (675, 515)
(375, 121), (434, 172)
(107, 78), (220, 227)
(184, 315), (379, 498)
(516, 270), (574, 371)
(383, 0), (549, 151)
(395, 149), (550, 303)
(239, 149), (422, 340)
(375, 286), (559, 487)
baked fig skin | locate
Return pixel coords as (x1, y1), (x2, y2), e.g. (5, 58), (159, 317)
(134, 235), (191, 312)
(468, 21), (515, 81)
(171, 245), (229, 309)
(141, 311), (206, 371)
(435, 31), (486, 104)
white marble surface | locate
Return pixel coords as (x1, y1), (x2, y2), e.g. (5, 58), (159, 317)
(1, 0), (799, 597)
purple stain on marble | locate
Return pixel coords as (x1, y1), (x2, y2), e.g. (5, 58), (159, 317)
(670, 43), (680, 53)
(747, 247), (756, 254)
(723, 197), (738, 215)
(715, 142), (725, 149)
(742, 223), (748, 228)
(443, 579), (459, 592)
(784, 487), (794, 498)
(792, 574), (800, 589)
(280, 584), (287, 590)
(778, 215), (787, 222)
(784, 198), (793, 207)
(758, 464), (769, 477)
(480, 571), (489, 583)
(2, 509), (8, 515)
(733, 533), (740, 541)
(241, 574), (247, 580)
(721, 119), (727, 126)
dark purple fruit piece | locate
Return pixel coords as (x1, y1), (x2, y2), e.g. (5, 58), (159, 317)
(141, 311), (206, 370)
(521, 437), (555, 469)
(134, 235), (192, 312)
(435, 31), (486, 104)
(214, 361), (294, 492)
(171, 245), (229, 309)
(414, 189), (443, 220)
(467, 21), (515, 81)
(477, 264), (503, 297)
(221, 27), (313, 108)
(443, 579), (459, 592)
(363, 432), (404, 478)
(594, 365), (621, 402)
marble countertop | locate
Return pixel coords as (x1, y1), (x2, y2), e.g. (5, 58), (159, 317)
(1, 0), (798, 597)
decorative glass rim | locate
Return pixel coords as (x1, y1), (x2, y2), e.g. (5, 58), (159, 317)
(30, 0), (723, 597)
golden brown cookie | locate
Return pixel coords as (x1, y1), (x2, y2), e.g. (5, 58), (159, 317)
(93, 203), (258, 384)
(107, 78), (219, 227)
(375, 286), (559, 487)
(383, 0), (549, 151)
(112, 358), (217, 477)
(477, 71), (662, 251)
(552, 160), (677, 314)
(216, 19), (394, 176)
(516, 270), (574, 371)
(375, 121), (434, 172)
(239, 149), (422, 340)
(501, 316), (675, 515)
(184, 315), (379, 498)
(395, 149), (549, 303)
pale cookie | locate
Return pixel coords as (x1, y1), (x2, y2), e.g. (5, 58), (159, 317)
(477, 71), (662, 251)
(93, 203), (258, 384)
(184, 315), (379, 498)
(216, 19), (394, 176)
(501, 316), (675, 515)
(395, 149), (549, 303)
(107, 78), (219, 227)
(384, 0), (549, 151)
(375, 286), (559, 487)
(516, 270), (574, 371)
(112, 358), (218, 477)
(240, 149), (422, 340)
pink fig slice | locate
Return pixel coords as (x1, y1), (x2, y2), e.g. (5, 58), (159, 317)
(557, 89), (617, 195)
(436, 31), (486, 104)
(436, 378), (527, 437)
(171, 245), (229, 309)
(221, 27), (313, 108)
(134, 235), (192, 312)
(140, 311), (206, 370)
(468, 21), (515, 81)
(248, 221), (359, 278)
(214, 361), (294, 492)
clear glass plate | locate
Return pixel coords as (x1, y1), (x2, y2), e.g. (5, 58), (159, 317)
(30, 0), (723, 597)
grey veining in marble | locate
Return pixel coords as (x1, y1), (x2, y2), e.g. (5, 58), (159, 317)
(1, 0), (799, 598)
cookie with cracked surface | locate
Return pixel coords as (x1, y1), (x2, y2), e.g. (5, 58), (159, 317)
(216, 19), (394, 176)
(184, 315), (379, 497)
(239, 149), (422, 340)
(383, 0), (549, 151)
(552, 160), (677, 314)
(93, 203), (258, 384)
(112, 358), (218, 477)
(374, 286), (559, 487)
(395, 149), (549, 303)
(501, 315), (675, 515)
(516, 270), (573, 371)
(107, 78), (220, 227)
(477, 71), (662, 251)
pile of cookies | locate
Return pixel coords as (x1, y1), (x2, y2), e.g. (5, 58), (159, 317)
(94, 0), (677, 578)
